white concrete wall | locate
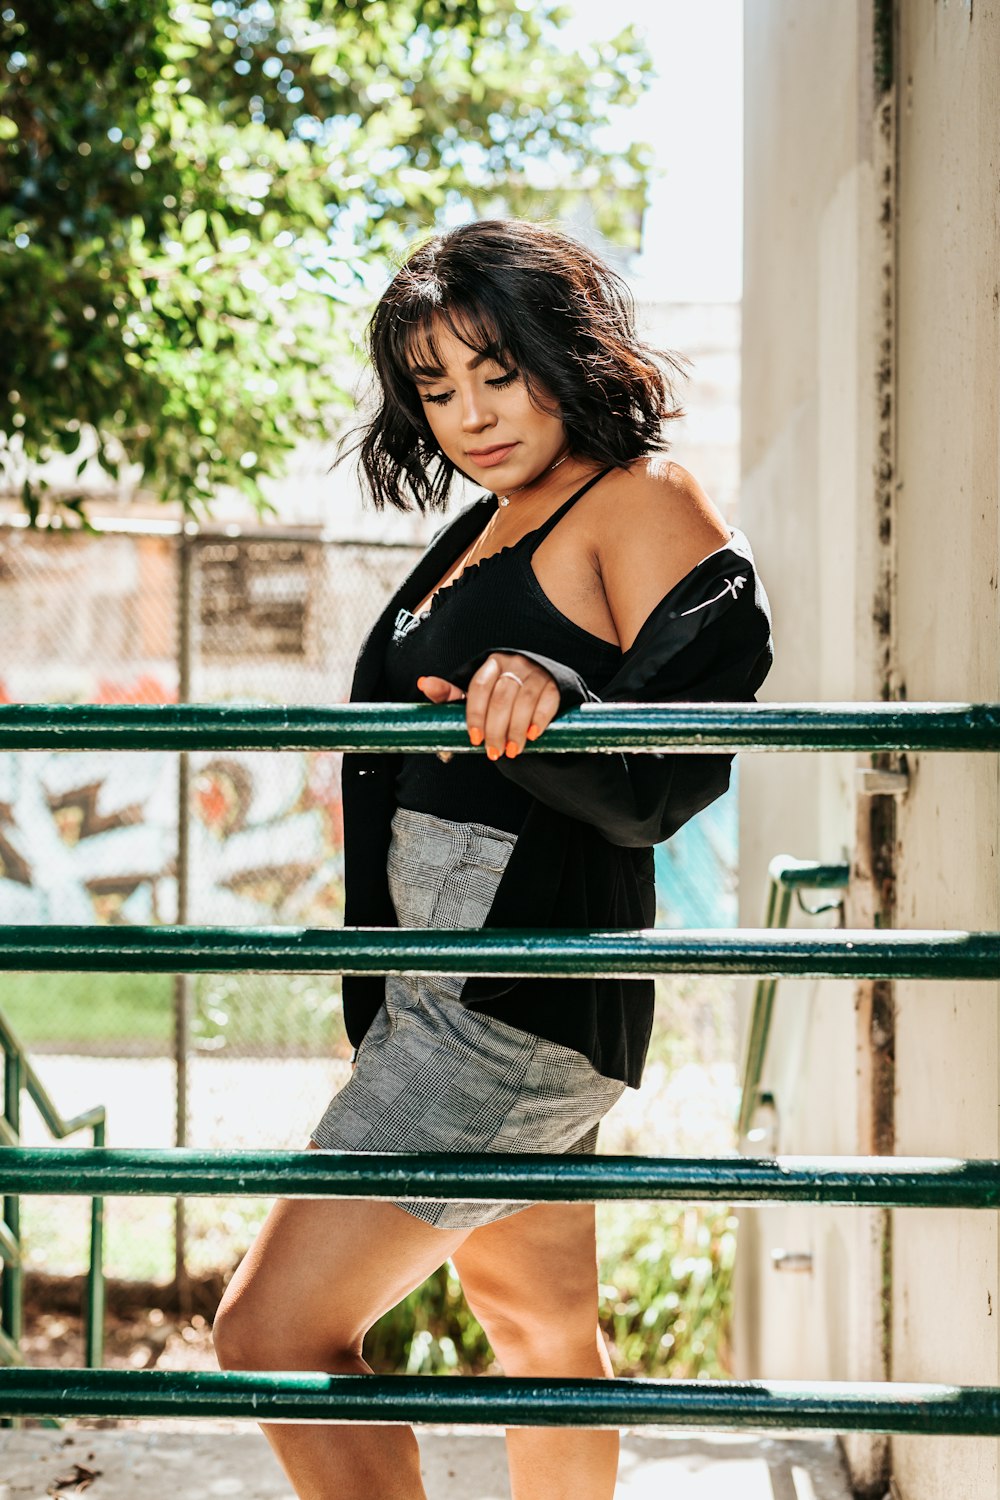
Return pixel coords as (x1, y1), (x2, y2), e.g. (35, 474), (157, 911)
(738, 2), (1000, 1495)
(890, 3), (1000, 1496)
(736, 7), (886, 1481)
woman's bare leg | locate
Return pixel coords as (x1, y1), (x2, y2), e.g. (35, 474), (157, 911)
(451, 1200), (619, 1500)
(212, 1143), (472, 1500)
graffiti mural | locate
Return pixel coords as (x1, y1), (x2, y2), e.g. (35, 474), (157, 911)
(0, 746), (346, 929)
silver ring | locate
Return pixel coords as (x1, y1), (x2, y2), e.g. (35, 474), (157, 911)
(498, 670), (524, 687)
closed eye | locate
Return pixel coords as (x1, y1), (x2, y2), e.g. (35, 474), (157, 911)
(487, 369), (519, 389)
(418, 369), (520, 405)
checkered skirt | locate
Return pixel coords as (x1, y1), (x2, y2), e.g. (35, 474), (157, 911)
(311, 805), (626, 1229)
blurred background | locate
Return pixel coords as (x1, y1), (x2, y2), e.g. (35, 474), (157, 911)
(0, 0), (745, 1382)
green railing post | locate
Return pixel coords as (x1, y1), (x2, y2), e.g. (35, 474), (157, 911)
(737, 858), (850, 1139)
(2, 1050), (22, 1353)
(1, 1048), (22, 1430)
(0, 1011), (106, 1374)
(85, 1118), (105, 1370)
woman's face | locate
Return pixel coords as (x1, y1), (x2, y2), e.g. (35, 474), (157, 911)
(407, 318), (568, 489)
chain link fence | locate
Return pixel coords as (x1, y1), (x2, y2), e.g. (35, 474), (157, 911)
(0, 516), (738, 1285)
(0, 519), (421, 1281)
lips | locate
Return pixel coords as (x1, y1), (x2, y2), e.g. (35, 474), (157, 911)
(467, 443), (518, 468)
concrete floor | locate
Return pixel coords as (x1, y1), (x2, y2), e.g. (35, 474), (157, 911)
(0, 1425), (857, 1499)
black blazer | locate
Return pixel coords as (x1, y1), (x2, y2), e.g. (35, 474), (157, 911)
(340, 488), (775, 1089)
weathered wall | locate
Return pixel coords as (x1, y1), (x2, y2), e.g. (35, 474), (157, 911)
(890, 3), (1000, 1496)
(736, 6), (888, 1482)
(738, 2), (1000, 1495)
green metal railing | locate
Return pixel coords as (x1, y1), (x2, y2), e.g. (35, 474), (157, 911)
(2, 925), (997, 977)
(1, 699), (998, 1432)
(1, 700), (997, 753)
(2, 1366), (1000, 1433)
(0, 1010), (106, 1375)
(2, 1146), (998, 1206)
(737, 856), (850, 1139)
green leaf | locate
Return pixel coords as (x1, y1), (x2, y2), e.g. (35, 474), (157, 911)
(181, 208), (208, 244)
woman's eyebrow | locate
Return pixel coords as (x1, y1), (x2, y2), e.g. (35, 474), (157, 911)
(408, 359), (446, 380)
(408, 346), (505, 380)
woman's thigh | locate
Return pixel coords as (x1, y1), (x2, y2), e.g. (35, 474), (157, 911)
(450, 1200), (603, 1359)
(213, 1142), (473, 1368)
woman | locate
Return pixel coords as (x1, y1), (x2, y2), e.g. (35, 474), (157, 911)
(213, 219), (774, 1500)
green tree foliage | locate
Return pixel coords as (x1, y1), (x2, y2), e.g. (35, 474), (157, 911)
(0, 0), (653, 519)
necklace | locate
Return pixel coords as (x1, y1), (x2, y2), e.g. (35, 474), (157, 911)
(497, 451), (570, 506)
(448, 452), (573, 582)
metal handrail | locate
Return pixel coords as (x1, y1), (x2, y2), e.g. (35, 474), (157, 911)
(0, 1015), (106, 1142)
(0, 1147), (998, 1208)
(0, 1010), (105, 1373)
(1, 1368), (1000, 1433)
(1, 926), (997, 978)
(737, 857), (851, 1138)
(0, 700), (998, 752)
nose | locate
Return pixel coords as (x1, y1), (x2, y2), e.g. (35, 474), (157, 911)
(459, 385), (496, 433)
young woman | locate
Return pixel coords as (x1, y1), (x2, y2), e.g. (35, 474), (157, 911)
(212, 218), (774, 1500)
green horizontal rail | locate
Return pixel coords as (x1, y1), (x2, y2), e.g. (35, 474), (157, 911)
(764, 857), (852, 891)
(1, 1149), (997, 1208)
(1, 701), (998, 752)
(1, 1369), (999, 1434)
(3, 925), (997, 978)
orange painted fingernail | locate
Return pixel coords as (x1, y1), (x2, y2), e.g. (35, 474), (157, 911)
(486, 745), (501, 761)
(468, 726), (484, 746)
(526, 724), (541, 741)
(505, 739), (519, 758)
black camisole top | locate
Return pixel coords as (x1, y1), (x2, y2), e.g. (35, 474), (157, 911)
(383, 467), (623, 834)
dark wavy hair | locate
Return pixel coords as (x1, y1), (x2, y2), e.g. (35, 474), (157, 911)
(336, 217), (690, 513)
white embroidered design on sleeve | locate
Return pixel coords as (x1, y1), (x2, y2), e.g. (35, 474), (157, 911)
(679, 573), (747, 617)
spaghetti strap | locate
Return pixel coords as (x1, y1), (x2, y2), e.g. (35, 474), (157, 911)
(525, 465), (615, 550)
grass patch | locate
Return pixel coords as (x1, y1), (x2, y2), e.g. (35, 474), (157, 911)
(192, 973), (347, 1055)
(1, 971), (349, 1055)
(3, 972), (173, 1048)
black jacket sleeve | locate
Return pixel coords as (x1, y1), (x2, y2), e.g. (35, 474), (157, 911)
(444, 561), (775, 849)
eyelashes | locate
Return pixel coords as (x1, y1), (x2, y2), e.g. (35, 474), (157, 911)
(419, 369), (520, 406)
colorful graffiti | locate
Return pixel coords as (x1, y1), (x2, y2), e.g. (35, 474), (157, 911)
(0, 745), (346, 929)
(1, 741), (736, 930)
(1, 668), (736, 933)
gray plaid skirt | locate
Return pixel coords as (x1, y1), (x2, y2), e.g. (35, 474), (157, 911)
(311, 805), (626, 1229)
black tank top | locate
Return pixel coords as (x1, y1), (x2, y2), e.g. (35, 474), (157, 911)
(383, 467), (622, 833)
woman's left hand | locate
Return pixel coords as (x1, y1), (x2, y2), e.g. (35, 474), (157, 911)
(416, 652), (560, 759)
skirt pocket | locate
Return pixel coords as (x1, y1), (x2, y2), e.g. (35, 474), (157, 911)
(385, 809), (518, 1011)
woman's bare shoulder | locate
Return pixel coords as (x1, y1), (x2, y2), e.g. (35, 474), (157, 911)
(599, 457), (731, 550)
(593, 459), (734, 652)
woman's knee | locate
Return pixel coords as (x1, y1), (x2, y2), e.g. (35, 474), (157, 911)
(211, 1288), (272, 1371)
(212, 1279), (362, 1372)
(486, 1311), (604, 1373)
(470, 1284), (602, 1370)
(211, 1190), (460, 1372)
